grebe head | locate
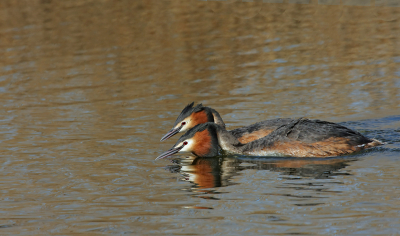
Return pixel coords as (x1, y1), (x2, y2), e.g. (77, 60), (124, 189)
(160, 102), (214, 141)
(156, 123), (220, 160)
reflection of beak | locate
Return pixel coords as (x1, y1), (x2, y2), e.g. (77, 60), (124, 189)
(155, 145), (184, 160)
(160, 126), (182, 141)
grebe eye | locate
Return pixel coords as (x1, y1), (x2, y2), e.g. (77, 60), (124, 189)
(181, 122), (186, 126)
(183, 141), (188, 145)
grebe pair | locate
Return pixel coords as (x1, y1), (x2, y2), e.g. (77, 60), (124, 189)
(156, 103), (382, 160)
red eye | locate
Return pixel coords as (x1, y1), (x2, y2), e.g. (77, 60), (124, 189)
(181, 122), (186, 126)
(183, 141), (188, 145)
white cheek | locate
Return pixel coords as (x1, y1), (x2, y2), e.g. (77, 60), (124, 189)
(180, 140), (194, 152)
(180, 126), (188, 132)
(179, 119), (192, 132)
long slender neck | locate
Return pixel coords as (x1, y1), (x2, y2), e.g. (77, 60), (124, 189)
(212, 123), (276, 155)
(207, 108), (226, 130)
(213, 124), (245, 154)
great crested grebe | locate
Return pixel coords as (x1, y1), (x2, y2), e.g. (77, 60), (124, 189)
(160, 102), (294, 143)
(156, 119), (382, 160)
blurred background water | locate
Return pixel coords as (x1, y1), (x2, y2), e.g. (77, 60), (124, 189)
(0, 0), (399, 235)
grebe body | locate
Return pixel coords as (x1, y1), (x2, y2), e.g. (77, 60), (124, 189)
(156, 119), (382, 160)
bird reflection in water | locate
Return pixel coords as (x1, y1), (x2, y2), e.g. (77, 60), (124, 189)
(164, 156), (357, 191)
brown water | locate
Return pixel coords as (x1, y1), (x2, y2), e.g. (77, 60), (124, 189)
(0, 0), (399, 235)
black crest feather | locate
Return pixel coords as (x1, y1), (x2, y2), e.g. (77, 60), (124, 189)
(173, 102), (204, 127)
